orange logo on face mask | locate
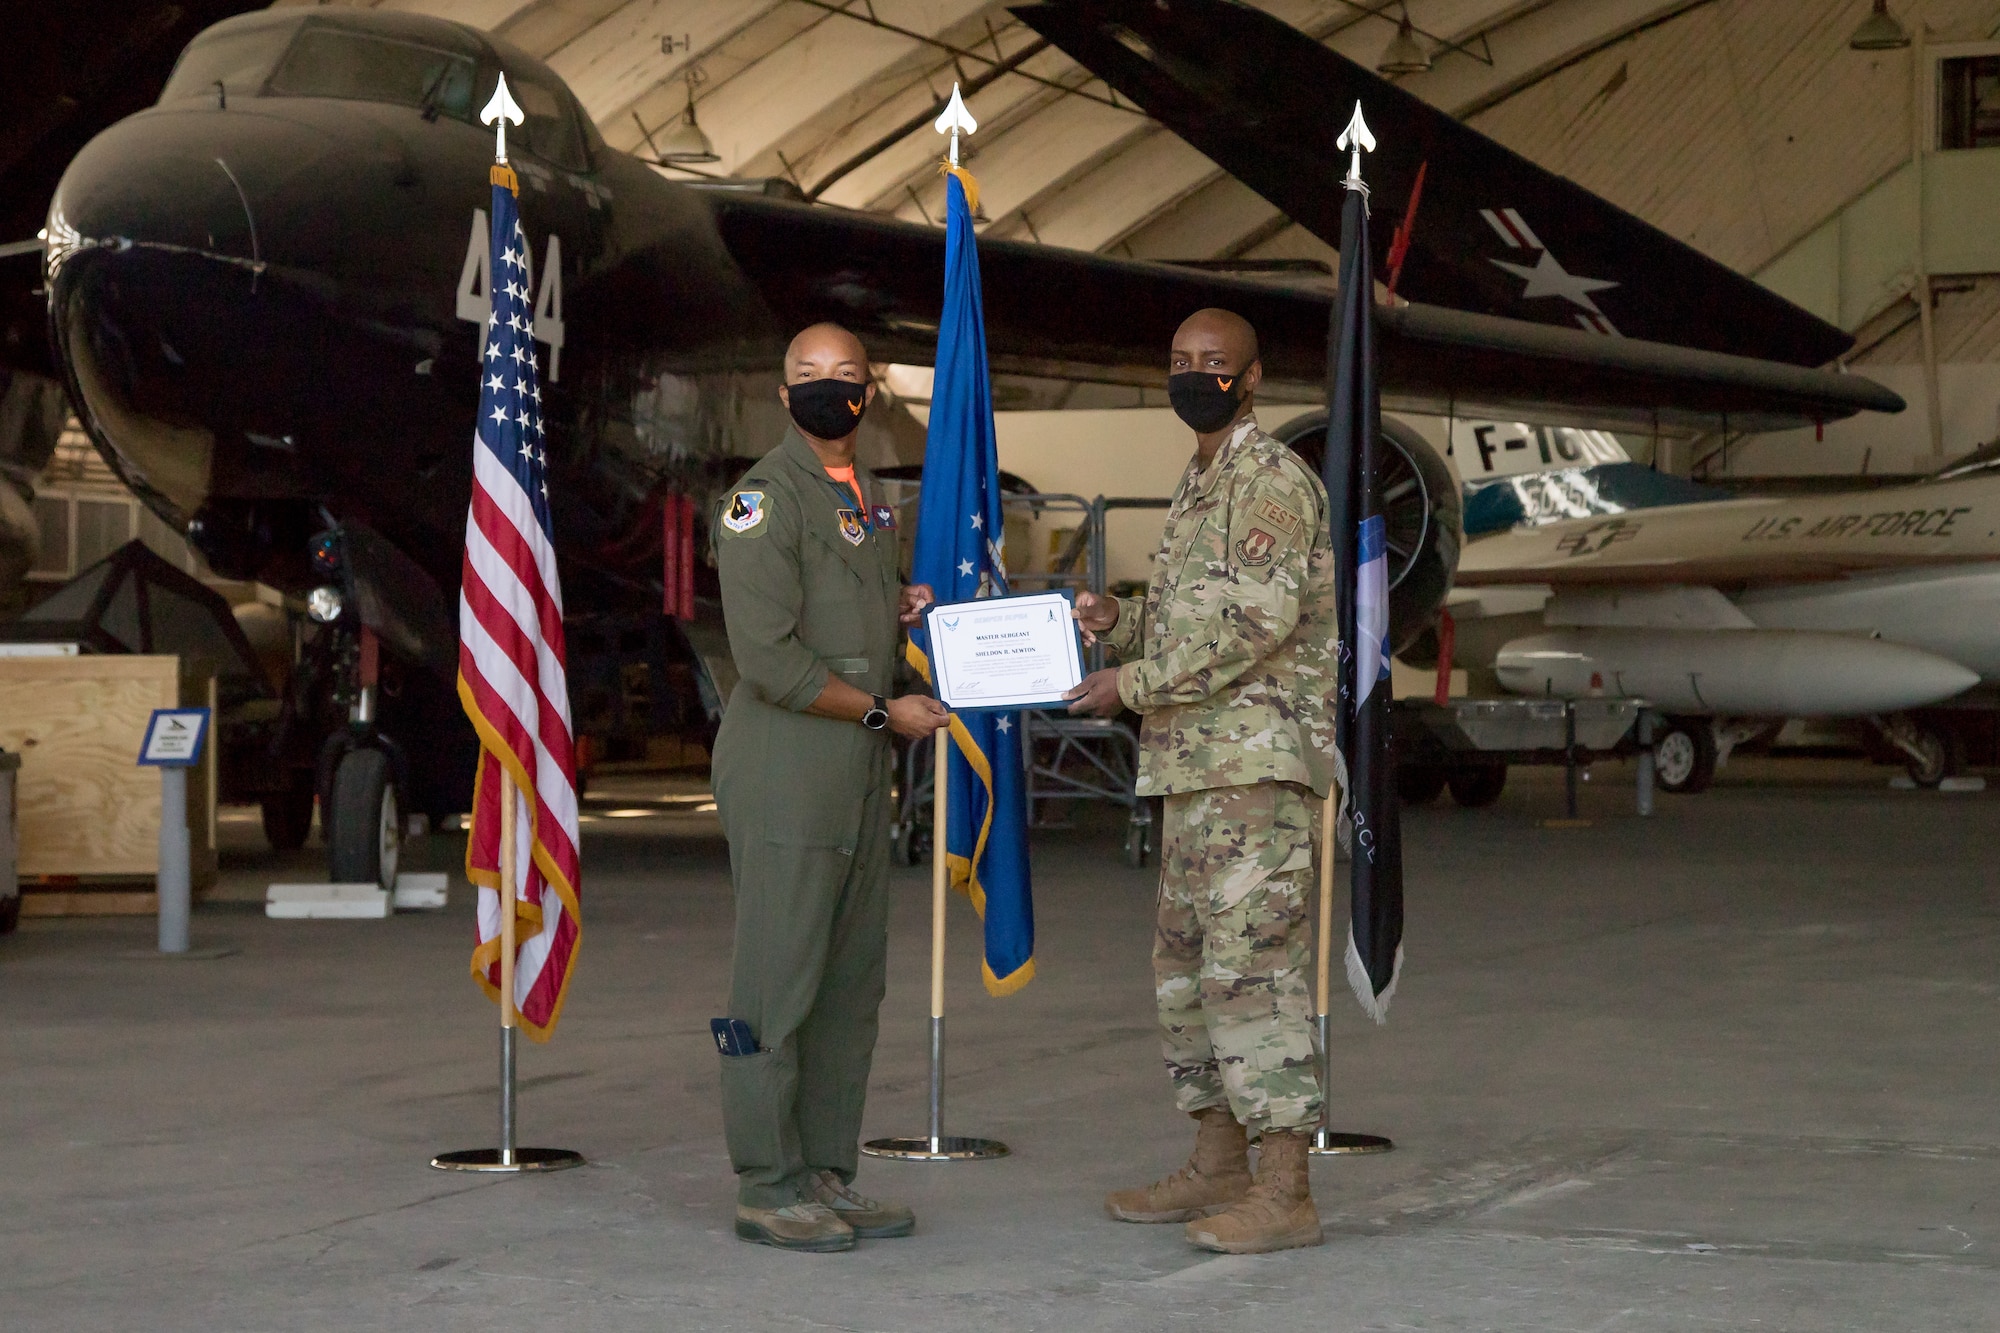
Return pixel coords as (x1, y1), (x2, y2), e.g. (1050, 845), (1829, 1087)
(847, 397), (864, 415)
(1217, 377), (1234, 391)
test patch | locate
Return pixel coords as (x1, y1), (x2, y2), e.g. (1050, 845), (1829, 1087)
(1235, 528), (1278, 567)
(722, 490), (767, 534)
(1253, 497), (1301, 534)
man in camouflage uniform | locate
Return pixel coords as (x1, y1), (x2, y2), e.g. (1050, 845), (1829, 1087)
(1067, 308), (1336, 1255)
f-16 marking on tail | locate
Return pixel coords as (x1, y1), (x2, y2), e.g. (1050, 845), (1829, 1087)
(1479, 208), (1620, 337)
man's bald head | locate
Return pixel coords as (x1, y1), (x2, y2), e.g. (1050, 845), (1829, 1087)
(1172, 308), (1260, 375)
(785, 322), (870, 383)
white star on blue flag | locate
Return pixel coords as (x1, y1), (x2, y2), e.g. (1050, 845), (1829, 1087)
(476, 196), (553, 536)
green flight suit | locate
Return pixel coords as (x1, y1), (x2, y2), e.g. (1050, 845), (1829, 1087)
(711, 427), (902, 1209)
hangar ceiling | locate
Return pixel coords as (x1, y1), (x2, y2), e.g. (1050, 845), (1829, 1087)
(345, 0), (1724, 271)
(280, 0), (2000, 391)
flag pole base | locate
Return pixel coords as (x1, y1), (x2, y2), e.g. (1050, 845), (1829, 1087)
(861, 1136), (1008, 1161)
(430, 1147), (586, 1173)
(1308, 1131), (1393, 1156)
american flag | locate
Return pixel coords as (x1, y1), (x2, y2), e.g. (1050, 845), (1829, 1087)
(457, 168), (581, 1041)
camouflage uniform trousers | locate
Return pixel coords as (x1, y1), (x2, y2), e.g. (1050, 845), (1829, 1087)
(1154, 779), (1322, 1135)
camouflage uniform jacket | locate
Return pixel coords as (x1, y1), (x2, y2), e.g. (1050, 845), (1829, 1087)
(1104, 414), (1338, 798)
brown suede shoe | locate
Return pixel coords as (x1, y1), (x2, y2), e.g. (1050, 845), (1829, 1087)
(1185, 1129), (1323, 1253)
(1105, 1107), (1253, 1223)
(734, 1200), (855, 1252)
(806, 1170), (916, 1238)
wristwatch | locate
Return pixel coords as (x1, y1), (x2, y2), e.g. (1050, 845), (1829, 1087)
(861, 695), (890, 730)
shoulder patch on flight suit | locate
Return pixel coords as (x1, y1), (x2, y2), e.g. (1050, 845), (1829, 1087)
(837, 509), (866, 546)
(722, 490), (768, 535)
(1235, 528), (1278, 567)
(1253, 496), (1301, 535)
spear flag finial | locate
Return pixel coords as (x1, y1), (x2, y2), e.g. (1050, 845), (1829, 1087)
(1337, 100), (1375, 193)
(935, 82), (978, 168)
(481, 73), (526, 165)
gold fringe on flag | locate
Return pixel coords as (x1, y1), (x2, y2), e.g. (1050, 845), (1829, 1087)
(938, 161), (980, 215)
(490, 163), (520, 195)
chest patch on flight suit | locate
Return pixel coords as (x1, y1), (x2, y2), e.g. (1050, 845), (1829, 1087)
(837, 508), (867, 545)
(871, 505), (897, 531)
(723, 490), (767, 534)
(1253, 497), (1301, 534)
(1235, 527), (1278, 567)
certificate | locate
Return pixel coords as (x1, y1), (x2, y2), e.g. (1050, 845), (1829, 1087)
(925, 591), (1085, 711)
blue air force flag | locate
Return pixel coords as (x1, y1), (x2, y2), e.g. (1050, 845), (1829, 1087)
(1322, 142), (1406, 1022)
(905, 169), (1035, 996)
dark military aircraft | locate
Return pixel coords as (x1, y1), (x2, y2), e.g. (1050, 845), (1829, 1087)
(27, 2), (1897, 886)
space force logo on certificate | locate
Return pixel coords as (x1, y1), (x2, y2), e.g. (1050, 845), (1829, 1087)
(925, 590), (1085, 711)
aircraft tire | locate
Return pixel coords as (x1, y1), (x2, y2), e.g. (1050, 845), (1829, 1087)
(1397, 764), (1448, 805)
(328, 748), (401, 891)
(1901, 721), (1963, 788)
(1653, 719), (1716, 795)
(1447, 764), (1507, 808)
(1123, 818), (1151, 868)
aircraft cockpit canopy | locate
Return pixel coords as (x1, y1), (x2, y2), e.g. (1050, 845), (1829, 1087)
(1927, 439), (2000, 483)
(155, 11), (593, 171)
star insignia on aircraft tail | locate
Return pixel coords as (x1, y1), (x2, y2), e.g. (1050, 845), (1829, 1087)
(1481, 206), (1621, 335)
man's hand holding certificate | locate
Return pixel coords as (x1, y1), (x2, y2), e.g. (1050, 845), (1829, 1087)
(925, 591), (1085, 710)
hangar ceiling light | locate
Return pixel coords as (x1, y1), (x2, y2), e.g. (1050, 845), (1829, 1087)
(657, 70), (718, 165)
(1849, 0), (1911, 51)
(1377, 8), (1433, 76)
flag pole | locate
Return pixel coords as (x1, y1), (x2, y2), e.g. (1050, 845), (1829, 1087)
(862, 85), (1007, 1164)
(862, 717), (1007, 1161)
(1308, 781), (1388, 1154)
(432, 766), (583, 1172)
(928, 727), (949, 1150)
(1312, 99), (1396, 1158)
(498, 769), (519, 1167)
(430, 73), (584, 1175)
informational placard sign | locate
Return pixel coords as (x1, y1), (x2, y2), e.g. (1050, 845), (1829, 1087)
(137, 708), (211, 768)
(925, 591), (1084, 711)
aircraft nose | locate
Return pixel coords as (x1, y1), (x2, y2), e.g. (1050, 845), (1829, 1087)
(45, 107), (339, 522)
(47, 115), (269, 275)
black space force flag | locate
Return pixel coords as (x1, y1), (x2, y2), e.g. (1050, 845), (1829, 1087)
(1323, 108), (1405, 1023)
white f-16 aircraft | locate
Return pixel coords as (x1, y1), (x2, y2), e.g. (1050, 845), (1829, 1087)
(1447, 444), (2000, 792)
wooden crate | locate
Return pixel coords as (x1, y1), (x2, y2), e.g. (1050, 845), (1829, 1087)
(0, 656), (216, 909)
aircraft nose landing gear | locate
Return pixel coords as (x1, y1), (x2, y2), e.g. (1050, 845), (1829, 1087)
(328, 746), (401, 890)
(317, 622), (406, 892)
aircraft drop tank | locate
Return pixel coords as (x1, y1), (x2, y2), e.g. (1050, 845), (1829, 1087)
(1494, 627), (1980, 717)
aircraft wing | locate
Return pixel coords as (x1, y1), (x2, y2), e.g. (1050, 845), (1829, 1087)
(701, 193), (1901, 433)
(1011, 0), (1851, 368)
(1455, 481), (2000, 587)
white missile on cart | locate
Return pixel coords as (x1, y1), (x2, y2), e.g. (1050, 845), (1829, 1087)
(1494, 628), (1980, 716)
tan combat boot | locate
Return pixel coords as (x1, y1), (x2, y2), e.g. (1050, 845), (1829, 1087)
(806, 1169), (916, 1238)
(734, 1200), (855, 1252)
(1104, 1107), (1252, 1223)
(1185, 1129), (1323, 1253)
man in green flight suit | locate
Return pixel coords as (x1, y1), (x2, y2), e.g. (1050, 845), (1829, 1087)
(712, 322), (950, 1252)
(1068, 308), (1338, 1255)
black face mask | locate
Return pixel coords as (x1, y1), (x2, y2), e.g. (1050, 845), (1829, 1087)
(1168, 370), (1248, 433)
(786, 376), (869, 440)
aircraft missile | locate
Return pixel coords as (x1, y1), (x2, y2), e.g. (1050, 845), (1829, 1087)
(1494, 627), (1979, 716)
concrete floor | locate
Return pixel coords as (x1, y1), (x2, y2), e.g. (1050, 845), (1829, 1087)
(1, 758), (1996, 1330)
